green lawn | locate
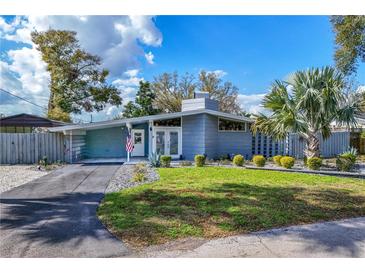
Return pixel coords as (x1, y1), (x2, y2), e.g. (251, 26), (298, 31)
(98, 167), (365, 248)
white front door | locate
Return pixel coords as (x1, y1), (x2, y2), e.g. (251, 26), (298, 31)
(153, 128), (181, 159)
(131, 129), (145, 156)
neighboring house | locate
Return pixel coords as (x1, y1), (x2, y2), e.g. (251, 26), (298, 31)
(49, 92), (358, 163)
(0, 113), (68, 133)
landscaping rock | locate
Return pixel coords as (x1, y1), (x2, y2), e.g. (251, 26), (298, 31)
(0, 165), (59, 194)
(105, 164), (159, 193)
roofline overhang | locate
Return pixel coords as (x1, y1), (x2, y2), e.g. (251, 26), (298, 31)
(49, 109), (254, 132)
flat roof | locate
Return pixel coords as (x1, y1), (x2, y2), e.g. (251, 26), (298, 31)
(49, 109), (254, 132)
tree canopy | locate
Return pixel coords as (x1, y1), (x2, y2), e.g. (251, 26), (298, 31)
(120, 81), (161, 118)
(331, 16), (365, 76)
(252, 67), (359, 158)
(31, 29), (122, 122)
(151, 71), (243, 114)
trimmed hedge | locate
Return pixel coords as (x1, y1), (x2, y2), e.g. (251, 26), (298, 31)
(273, 155), (283, 166)
(307, 157), (322, 170)
(253, 155), (266, 167)
(194, 154), (206, 167)
(160, 155), (172, 168)
(233, 154), (245, 166)
(280, 156), (295, 169)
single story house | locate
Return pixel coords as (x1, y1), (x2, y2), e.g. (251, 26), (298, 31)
(50, 92), (255, 163)
(49, 92), (355, 163)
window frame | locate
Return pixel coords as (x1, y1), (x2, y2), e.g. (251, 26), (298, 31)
(218, 118), (247, 132)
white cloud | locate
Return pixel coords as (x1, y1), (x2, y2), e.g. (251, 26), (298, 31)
(145, 51), (154, 64)
(206, 69), (227, 78)
(238, 93), (266, 114)
(0, 15), (162, 119)
(124, 69), (139, 77)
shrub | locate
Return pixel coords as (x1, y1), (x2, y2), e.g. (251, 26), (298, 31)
(273, 155), (283, 166)
(149, 152), (161, 167)
(303, 156), (308, 166)
(307, 157), (322, 170)
(180, 160), (192, 166)
(280, 156), (295, 169)
(336, 147), (357, 172)
(134, 163), (147, 173)
(160, 155), (172, 168)
(341, 147), (358, 163)
(233, 154), (244, 166)
(253, 155), (266, 167)
(39, 155), (48, 167)
(194, 154), (205, 167)
(132, 172), (145, 183)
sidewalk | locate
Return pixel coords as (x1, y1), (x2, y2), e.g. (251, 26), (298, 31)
(139, 217), (365, 258)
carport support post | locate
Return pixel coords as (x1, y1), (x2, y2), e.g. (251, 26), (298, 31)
(127, 123), (132, 162)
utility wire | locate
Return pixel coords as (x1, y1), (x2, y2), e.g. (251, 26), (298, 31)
(0, 88), (48, 110)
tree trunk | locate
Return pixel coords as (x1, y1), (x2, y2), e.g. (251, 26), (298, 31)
(305, 132), (320, 158)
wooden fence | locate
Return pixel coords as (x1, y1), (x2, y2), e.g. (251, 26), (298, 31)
(0, 133), (65, 164)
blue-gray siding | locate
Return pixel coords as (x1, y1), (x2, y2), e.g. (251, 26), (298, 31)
(182, 114), (206, 159)
(84, 123), (149, 159)
(182, 114), (252, 160)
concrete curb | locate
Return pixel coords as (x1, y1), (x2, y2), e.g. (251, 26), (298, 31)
(245, 166), (365, 179)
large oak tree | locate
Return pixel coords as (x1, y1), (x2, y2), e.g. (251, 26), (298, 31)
(31, 30), (122, 122)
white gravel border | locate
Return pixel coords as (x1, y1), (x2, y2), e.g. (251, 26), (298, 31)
(106, 164), (159, 193)
(0, 165), (54, 193)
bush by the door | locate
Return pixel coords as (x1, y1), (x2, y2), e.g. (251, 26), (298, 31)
(195, 155), (206, 167)
(160, 155), (172, 168)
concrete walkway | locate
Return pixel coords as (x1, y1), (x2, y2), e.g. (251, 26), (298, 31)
(140, 217), (365, 258)
(0, 164), (130, 258)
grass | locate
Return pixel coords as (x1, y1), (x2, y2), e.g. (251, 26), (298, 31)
(98, 167), (365, 249)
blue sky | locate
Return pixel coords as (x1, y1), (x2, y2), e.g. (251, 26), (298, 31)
(1, 16), (364, 121)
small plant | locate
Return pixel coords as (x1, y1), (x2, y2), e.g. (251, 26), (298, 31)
(336, 147), (358, 172)
(219, 159), (232, 166)
(180, 160), (192, 166)
(134, 162), (147, 173)
(39, 155), (48, 167)
(160, 155), (172, 168)
(341, 147), (358, 163)
(280, 156), (295, 169)
(273, 155), (283, 166)
(131, 163), (147, 183)
(233, 154), (244, 166)
(303, 156), (308, 166)
(194, 154), (206, 167)
(253, 155), (266, 167)
(132, 172), (146, 183)
(149, 152), (161, 167)
(307, 157), (322, 170)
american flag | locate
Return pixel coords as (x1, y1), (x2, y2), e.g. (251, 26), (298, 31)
(126, 131), (134, 153)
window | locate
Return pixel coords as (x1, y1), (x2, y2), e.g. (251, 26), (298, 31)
(218, 118), (246, 132)
(153, 118), (181, 127)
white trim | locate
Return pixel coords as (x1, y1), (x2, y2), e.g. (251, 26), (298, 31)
(131, 129), (145, 157)
(49, 109), (253, 132)
(152, 126), (182, 159)
(217, 117), (247, 132)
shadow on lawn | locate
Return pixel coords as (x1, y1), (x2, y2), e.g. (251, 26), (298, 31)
(1, 180), (365, 257)
(105, 181), (365, 254)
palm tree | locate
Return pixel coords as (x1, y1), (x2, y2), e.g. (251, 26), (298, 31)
(252, 67), (359, 158)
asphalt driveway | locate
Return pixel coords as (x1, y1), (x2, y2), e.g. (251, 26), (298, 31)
(0, 164), (130, 258)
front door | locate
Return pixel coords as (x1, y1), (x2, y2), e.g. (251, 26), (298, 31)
(131, 129), (145, 156)
(153, 128), (181, 159)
